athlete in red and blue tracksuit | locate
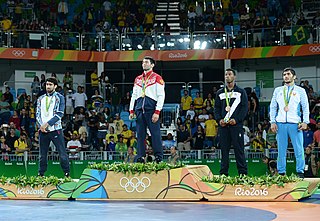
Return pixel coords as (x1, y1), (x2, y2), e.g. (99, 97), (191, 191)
(129, 56), (165, 162)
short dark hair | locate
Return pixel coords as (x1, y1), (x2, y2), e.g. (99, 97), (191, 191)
(262, 155), (270, 160)
(283, 67), (296, 76)
(225, 68), (237, 75)
(144, 56), (156, 65)
(46, 77), (58, 86)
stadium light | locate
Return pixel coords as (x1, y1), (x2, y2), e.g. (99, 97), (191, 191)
(194, 40), (207, 49)
(200, 41), (207, 49)
(194, 40), (201, 49)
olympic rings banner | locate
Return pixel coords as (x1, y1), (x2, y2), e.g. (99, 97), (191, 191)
(0, 44), (320, 62)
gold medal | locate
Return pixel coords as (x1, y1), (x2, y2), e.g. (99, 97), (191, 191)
(284, 106), (289, 112)
(225, 106), (231, 112)
(141, 92), (145, 97)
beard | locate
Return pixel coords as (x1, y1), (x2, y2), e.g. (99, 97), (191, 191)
(46, 88), (54, 93)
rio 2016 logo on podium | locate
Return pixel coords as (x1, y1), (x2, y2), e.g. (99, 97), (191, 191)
(17, 187), (45, 195)
(234, 187), (269, 196)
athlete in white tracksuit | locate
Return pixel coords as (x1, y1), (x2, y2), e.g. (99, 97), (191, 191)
(270, 68), (309, 177)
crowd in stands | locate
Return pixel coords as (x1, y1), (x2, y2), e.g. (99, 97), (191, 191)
(0, 0), (158, 50)
(0, 1), (319, 50)
(182, 0), (320, 47)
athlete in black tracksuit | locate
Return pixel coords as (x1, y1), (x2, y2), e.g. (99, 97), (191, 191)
(214, 68), (248, 176)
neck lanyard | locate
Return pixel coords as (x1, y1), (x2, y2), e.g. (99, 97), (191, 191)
(224, 87), (233, 109)
(142, 72), (153, 96)
(283, 86), (294, 107)
(46, 95), (54, 112)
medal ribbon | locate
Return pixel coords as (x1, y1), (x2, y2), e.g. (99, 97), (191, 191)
(142, 72), (153, 96)
(283, 86), (294, 107)
(224, 87), (233, 107)
(46, 95), (53, 113)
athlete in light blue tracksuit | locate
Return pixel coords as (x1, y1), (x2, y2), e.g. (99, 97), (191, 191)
(270, 67), (309, 178)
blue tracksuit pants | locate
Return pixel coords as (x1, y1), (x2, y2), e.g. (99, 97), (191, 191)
(276, 123), (305, 174)
(39, 130), (70, 175)
(135, 110), (163, 160)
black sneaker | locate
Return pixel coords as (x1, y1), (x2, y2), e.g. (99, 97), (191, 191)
(136, 157), (145, 163)
(297, 172), (304, 179)
(64, 172), (70, 177)
(38, 173), (44, 177)
(278, 173), (285, 176)
(155, 156), (162, 163)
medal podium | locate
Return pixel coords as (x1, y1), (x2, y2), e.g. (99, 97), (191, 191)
(0, 164), (319, 201)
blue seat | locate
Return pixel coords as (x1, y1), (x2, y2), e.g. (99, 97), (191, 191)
(233, 25), (241, 35)
(17, 88), (26, 97)
(190, 88), (199, 100)
(130, 120), (136, 131)
(180, 89), (187, 97)
(254, 86), (261, 98)
(232, 13), (240, 21)
(232, 13), (240, 25)
(224, 25), (232, 35)
(163, 115), (172, 127)
(123, 120), (131, 129)
(10, 88), (16, 101)
(268, 16), (275, 26)
(104, 103), (112, 109)
(120, 111), (129, 121)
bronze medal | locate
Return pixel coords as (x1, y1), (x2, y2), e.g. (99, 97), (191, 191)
(284, 106), (289, 112)
(225, 106), (231, 112)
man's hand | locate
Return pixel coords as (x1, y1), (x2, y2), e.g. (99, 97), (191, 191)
(152, 113), (159, 123)
(40, 123), (49, 133)
(219, 119), (227, 127)
(229, 119), (236, 125)
(271, 123), (277, 133)
(298, 122), (307, 131)
(129, 113), (136, 120)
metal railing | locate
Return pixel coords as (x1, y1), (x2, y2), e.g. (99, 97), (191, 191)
(2, 148), (318, 162)
(2, 25), (320, 51)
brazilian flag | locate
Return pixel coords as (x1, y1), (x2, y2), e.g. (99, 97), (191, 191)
(291, 25), (310, 45)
